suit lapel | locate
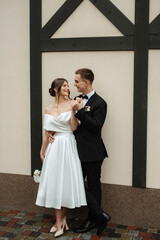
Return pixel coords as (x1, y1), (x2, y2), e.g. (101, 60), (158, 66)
(84, 92), (97, 107)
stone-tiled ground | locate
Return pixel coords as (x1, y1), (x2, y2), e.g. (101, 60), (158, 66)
(0, 208), (160, 239)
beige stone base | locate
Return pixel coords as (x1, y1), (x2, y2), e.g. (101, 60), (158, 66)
(0, 172), (160, 228)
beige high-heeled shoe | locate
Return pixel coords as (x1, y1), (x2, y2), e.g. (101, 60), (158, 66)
(50, 225), (57, 233)
(54, 217), (69, 237)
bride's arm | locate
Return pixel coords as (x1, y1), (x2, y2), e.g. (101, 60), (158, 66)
(40, 130), (49, 163)
(71, 100), (79, 131)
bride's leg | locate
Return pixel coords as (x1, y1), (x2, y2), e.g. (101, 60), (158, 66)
(62, 207), (67, 218)
(62, 207), (69, 230)
(55, 209), (63, 231)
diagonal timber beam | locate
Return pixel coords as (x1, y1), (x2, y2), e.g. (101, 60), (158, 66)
(89, 0), (134, 36)
(41, 0), (83, 39)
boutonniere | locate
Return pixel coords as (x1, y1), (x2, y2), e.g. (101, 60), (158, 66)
(84, 106), (91, 112)
(33, 169), (41, 183)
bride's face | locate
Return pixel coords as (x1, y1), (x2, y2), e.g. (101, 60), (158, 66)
(60, 81), (70, 97)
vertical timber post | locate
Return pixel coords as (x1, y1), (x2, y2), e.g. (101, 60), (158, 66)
(30, 0), (42, 174)
(133, 0), (149, 187)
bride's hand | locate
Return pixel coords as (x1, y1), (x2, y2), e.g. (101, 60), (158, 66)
(48, 131), (55, 143)
(72, 98), (83, 111)
(40, 153), (45, 163)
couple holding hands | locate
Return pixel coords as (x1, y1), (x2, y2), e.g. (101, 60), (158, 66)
(36, 68), (111, 237)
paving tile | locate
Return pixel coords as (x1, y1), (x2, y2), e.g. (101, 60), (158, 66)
(29, 225), (41, 232)
(5, 222), (16, 228)
(13, 223), (24, 229)
(26, 212), (36, 216)
(38, 232), (51, 238)
(152, 233), (160, 239)
(139, 232), (152, 238)
(20, 224), (31, 230)
(13, 229), (25, 235)
(0, 221), (7, 226)
(6, 227), (16, 233)
(147, 228), (158, 234)
(132, 237), (142, 240)
(22, 230), (33, 236)
(14, 235), (26, 240)
(127, 226), (137, 231)
(117, 224), (127, 229)
(10, 218), (19, 223)
(35, 238), (46, 240)
(0, 237), (10, 240)
(136, 227), (147, 232)
(35, 221), (45, 227)
(32, 216), (44, 222)
(23, 216), (34, 220)
(39, 227), (50, 233)
(43, 223), (52, 228)
(128, 230), (139, 237)
(115, 228), (128, 234)
(107, 223), (117, 228)
(30, 231), (41, 237)
(58, 236), (73, 240)
(81, 232), (92, 240)
(121, 233), (133, 240)
(15, 213), (26, 219)
(4, 232), (17, 238)
(0, 212), (8, 217)
(107, 232), (121, 238)
(0, 232), (5, 237)
(10, 210), (20, 214)
(0, 226), (7, 231)
(25, 236), (35, 240)
(17, 219), (28, 225)
(90, 235), (101, 240)
(25, 220), (36, 226)
(1, 217), (11, 222)
(66, 231), (81, 238)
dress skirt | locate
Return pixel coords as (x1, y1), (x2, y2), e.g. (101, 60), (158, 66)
(36, 132), (87, 209)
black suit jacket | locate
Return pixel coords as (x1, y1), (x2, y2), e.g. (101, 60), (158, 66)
(74, 92), (108, 162)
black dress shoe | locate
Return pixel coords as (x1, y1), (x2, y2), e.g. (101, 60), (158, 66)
(97, 212), (111, 235)
(74, 219), (98, 233)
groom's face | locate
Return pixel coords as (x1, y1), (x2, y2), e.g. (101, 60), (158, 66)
(74, 74), (86, 93)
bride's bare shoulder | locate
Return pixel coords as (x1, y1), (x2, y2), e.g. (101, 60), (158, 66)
(45, 104), (54, 114)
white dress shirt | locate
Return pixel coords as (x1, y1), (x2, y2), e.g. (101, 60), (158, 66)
(82, 90), (95, 107)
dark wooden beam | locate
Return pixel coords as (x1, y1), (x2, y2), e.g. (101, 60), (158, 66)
(149, 35), (160, 49)
(149, 14), (160, 34)
(30, 0), (42, 174)
(41, 0), (83, 39)
(41, 36), (134, 52)
(89, 0), (134, 36)
(133, 0), (149, 188)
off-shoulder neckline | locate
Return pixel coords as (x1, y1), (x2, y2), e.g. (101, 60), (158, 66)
(45, 110), (72, 119)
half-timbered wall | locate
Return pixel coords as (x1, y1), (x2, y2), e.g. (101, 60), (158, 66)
(1, 0), (160, 190)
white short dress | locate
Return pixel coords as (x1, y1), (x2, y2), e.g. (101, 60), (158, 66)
(36, 111), (87, 209)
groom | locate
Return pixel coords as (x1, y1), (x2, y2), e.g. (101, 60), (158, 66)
(72, 68), (111, 235)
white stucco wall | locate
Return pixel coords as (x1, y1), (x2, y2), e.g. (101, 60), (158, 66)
(0, 0), (30, 175)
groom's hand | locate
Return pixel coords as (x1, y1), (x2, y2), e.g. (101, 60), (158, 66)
(48, 131), (55, 143)
(72, 97), (83, 111)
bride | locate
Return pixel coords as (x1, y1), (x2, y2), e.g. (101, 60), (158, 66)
(35, 78), (87, 237)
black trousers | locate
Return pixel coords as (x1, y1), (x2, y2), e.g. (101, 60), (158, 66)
(81, 160), (103, 221)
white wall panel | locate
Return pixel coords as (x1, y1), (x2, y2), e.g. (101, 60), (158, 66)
(0, 0), (30, 175)
(147, 50), (160, 188)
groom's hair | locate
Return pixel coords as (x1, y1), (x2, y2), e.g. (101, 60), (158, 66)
(75, 68), (94, 83)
